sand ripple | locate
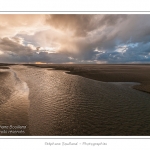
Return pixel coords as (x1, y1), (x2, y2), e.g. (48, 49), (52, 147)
(0, 68), (29, 135)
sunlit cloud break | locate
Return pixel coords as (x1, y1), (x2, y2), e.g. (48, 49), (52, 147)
(0, 14), (150, 64)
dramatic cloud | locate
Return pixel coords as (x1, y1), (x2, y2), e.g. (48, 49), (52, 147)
(45, 14), (126, 36)
(0, 14), (150, 63)
(0, 37), (35, 55)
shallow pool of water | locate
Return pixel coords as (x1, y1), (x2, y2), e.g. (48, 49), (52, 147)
(1, 65), (150, 136)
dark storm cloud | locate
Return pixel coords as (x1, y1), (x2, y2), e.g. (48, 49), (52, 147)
(46, 14), (126, 37)
(0, 37), (74, 63)
(0, 37), (34, 56)
(46, 14), (96, 36)
(0, 14), (150, 63)
(0, 51), (75, 63)
(93, 41), (150, 63)
(43, 14), (129, 60)
(71, 14), (150, 63)
(0, 36), (76, 63)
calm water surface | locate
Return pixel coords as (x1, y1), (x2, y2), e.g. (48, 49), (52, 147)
(1, 65), (150, 135)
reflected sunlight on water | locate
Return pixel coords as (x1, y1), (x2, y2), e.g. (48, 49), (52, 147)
(12, 66), (150, 136)
(1, 65), (150, 136)
(0, 68), (29, 135)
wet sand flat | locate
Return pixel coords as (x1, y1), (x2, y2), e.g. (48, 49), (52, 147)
(0, 67), (30, 135)
(1, 64), (150, 135)
(26, 64), (150, 93)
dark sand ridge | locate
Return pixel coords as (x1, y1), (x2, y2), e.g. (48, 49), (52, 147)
(0, 63), (16, 68)
(0, 68), (30, 135)
(25, 64), (150, 94)
(0, 67), (10, 69)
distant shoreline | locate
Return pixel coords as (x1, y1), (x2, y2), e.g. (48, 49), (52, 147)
(1, 63), (150, 94)
(21, 64), (150, 94)
(1, 64), (150, 136)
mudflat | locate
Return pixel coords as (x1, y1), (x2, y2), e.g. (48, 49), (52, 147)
(25, 64), (150, 94)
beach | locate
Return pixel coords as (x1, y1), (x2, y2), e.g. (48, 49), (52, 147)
(27, 64), (150, 94)
(0, 64), (150, 135)
(0, 66), (29, 135)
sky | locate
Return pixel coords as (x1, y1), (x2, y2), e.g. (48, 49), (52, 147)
(0, 14), (150, 64)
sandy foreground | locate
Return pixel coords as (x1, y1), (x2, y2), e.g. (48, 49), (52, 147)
(0, 64), (150, 136)
(0, 65), (29, 135)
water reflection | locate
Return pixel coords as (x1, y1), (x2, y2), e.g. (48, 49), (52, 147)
(12, 66), (150, 136)
(0, 68), (29, 135)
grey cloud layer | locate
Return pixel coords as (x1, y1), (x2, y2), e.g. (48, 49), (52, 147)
(0, 37), (34, 55)
(0, 37), (72, 63)
(46, 14), (126, 37)
(0, 14), (150, 63)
